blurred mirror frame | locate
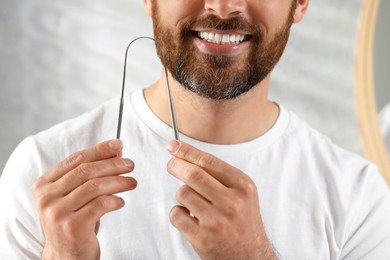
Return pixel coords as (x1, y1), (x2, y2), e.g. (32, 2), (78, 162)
(356, 0), (390, 186)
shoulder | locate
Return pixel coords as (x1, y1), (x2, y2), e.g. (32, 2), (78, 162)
(32, 95), (123, 164)
(283, 109), (370, 170)
(279, 108), (388, 202)
(280, 109), (390, 258)
(3, 95), (125, 178)
(38, 96), (119, 145)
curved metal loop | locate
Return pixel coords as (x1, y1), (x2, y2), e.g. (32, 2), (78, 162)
(116, 36), (179, 140)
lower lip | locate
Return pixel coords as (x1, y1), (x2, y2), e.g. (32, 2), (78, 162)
(193, 36), (250, 56)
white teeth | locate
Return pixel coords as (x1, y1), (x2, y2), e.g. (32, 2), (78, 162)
(197, 31), (246, 45)
(222, 34), (230, 43)
(214, 33), (222, 43)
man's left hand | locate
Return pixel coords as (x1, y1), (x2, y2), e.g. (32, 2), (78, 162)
(166, 140), (277, 260)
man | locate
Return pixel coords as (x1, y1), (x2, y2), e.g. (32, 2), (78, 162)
(0, 0), (389, 259)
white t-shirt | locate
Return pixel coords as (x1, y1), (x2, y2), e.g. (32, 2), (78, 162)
(1, 89), (389, 259)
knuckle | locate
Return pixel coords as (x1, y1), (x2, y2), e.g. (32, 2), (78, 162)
(94, 195), (124, 212)
(197, 153), (216, 168)
(75, 164), (93, 180)
(32, 184), (53, 211)
(93, 145), (100, 156)
(186, 167), (203, 183)
(205, 216), (227, 232)
(37, 201), (65, 224)
(197, 233), (214, 251)
(44, 207), (64, 223)
(224, 201), (239, 218)
(31, 177), (44, 195)
(243, 179), (258, 195)
(94, 196), (109, 210)
(34, 193), (52, 211)
(176, 185), (191, 201)
(90, 196), (118, 217)
(64, 151), (85, 168)
(82, 178), (101, 193)
(93, 143), (109, 158)
(237, 176), (258, 196)
(112, 158), (124, 169)
(61, 216), (80, 236)
(86, 199), (105, 219)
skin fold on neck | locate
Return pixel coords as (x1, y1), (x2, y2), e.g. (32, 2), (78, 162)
(143, 72), (280, 145)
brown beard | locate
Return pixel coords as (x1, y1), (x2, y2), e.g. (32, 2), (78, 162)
(152, 2), (296, 100)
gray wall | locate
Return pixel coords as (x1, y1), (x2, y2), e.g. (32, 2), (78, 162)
(375, 0), (390, 111)
(1, 0), (364, 172)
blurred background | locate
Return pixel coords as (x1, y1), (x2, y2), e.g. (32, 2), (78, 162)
(0, 0), (161, 171)
(375, 0), (390, 152)
(1, 0), (386, 173)
(374, 0), (390, 112)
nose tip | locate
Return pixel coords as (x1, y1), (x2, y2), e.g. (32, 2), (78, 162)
(204, 0), (247, 19)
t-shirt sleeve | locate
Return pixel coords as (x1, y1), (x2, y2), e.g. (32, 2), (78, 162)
(0, 137), (45, 259)
(339, 164), (390, 259)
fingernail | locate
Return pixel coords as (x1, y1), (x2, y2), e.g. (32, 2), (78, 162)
(109, 139), (122, 150)
(166, 140), (180, 154)
(123, 159), (134, 169)
(126, 177), (138, 187)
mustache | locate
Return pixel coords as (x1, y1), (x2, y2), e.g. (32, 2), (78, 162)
(181, 14), (262, 36)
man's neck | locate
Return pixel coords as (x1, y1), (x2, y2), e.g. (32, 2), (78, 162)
(143, 73), (279, 144)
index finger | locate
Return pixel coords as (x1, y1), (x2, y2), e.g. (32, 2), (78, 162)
(166, 140), (246, 188)
(43, 139), (124, 182)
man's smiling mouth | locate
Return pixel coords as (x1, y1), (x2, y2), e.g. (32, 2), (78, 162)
(194, 31), (250, 45)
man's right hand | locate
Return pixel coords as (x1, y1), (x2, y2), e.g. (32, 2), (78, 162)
(32, 139), (137, 260)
